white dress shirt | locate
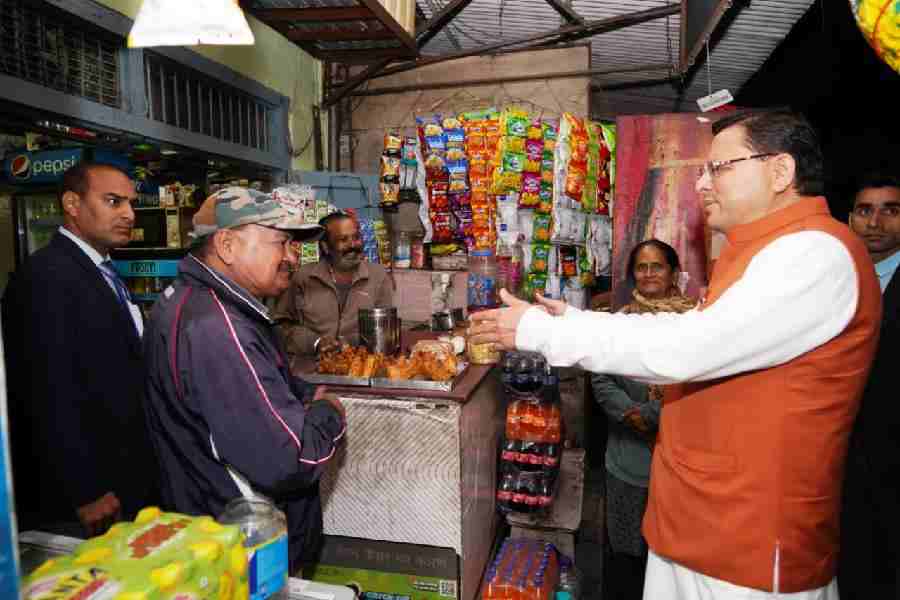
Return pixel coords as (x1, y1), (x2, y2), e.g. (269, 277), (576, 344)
(59, 226), (144, 337)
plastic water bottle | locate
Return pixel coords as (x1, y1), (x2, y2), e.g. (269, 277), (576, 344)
(555, 556), (581, 600)
(219, 498), (289, 600)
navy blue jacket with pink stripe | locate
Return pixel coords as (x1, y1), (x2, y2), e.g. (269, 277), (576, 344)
(143, 253), (345, 568)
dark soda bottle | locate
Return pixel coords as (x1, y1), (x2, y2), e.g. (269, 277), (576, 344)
(511, 473), (526, 512)
(543, 443), (560, 469)
(502, 353), (517, 389)
(497, 471), (516, 511)
(522, 474), (539, 513)
(518, 440), (539, 470)
(537, 475), (553, 511)
(528, 442), (546, 469)
(501, 438), (521, 463)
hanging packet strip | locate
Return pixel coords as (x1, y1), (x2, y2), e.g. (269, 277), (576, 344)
(578, 245), (594, 287)
(384, 132), (402, 156)
(523, 273), (548, 300)
(381, 155), (401, 181)
(531, 243), (550, 273)
(502, 108), (530, 138)
(538, 183), (553, 214)
(380, 182), (400, 206)
(533, 213), (552, 243)
(448, 159), (469, 192)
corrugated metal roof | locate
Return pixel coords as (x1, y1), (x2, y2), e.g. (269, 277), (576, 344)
(416, 0), (816, 117)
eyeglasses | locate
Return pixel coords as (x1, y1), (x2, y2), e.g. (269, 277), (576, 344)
(697, 153), (777, 181)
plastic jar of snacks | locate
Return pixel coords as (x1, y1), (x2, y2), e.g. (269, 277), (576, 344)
(465, 307), (501, 365)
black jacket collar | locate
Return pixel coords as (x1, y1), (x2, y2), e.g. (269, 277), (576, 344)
(178, 254), (273, 325)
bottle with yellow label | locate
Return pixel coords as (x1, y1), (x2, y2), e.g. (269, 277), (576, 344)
(219, 498), (289, 600)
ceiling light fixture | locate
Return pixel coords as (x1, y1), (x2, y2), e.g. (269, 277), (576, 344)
(128, 0), (255, 48)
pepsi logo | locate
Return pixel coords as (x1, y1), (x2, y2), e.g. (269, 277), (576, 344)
(10, 155), (30, 179)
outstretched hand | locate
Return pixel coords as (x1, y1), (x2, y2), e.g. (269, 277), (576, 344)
(468, 289), (536, 351)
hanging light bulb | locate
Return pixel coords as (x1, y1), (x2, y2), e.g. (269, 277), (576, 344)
(128, 0), (255, 48)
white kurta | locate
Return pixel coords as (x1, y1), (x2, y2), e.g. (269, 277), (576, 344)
(515, 230), (861, 599)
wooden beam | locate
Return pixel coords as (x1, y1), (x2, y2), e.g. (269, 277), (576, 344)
(286, 27), (396, 42)
(375, 3), (681, 80)
(543, 0), (584, 25)
(357, 0), (417, 53)
(252, 7), (376, 22)
(416, 0), (475, 49)
(323, 58), (394, 107)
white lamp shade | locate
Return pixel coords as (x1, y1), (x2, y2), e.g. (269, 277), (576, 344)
(128, 0), (256, 48)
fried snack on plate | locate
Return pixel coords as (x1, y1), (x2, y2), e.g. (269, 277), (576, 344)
(385, 356), (420, 380)
(411, 340), (458, 380)
(418, 353), (456, 382)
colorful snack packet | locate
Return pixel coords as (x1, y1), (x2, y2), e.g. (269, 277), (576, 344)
(531, 243), (551, 273)
(533, 214), (552, 242)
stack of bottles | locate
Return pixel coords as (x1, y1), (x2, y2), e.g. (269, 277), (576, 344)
(496, 352), (563, 514)
(482, 539), (559, 600)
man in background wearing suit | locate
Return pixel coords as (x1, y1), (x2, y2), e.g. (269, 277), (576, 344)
(840, 172), (900, 599)
(1, 162), (158, 538)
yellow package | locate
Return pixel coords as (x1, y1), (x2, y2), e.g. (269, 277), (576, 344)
(852, 0), (900, 74)
(23, 507), (249, 600)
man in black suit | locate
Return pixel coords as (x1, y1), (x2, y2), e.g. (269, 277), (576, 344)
(840, 172), (900, 598)
(1, 162), (158, 538)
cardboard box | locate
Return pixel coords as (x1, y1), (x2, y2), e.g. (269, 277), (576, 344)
(306, 536), (459, 600)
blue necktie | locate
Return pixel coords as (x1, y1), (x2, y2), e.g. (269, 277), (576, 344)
(99, 260), (139, 335)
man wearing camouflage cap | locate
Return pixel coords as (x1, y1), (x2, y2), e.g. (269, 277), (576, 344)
(143, 187), (346, 571)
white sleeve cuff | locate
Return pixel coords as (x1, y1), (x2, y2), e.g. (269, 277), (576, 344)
(516, 307), (554, 353)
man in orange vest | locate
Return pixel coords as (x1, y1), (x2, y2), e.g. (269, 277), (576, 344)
(470, 110), (882, 599)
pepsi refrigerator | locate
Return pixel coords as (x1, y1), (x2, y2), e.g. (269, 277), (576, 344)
(4, 147), (131, 267)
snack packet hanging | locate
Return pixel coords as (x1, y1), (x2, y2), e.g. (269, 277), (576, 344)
(431, 212), (455, 244)
(578, 245), (595, 287)
(523, 273), (548, 300)
(502, 152), (526, 173)
(516, 209), (534, 243)
(533, 214), (552, 243)
(381, 182), (400, 206)
(503, 108), (530, 138)
(538, 183), (553, 214)
(531, 243), (551, 273)
(519, 171), (541, 209)
(581, 176), (598, 213)
(587, 215), (612, 276)
(499, 136), (526, 155)
(497, 195), (520, 242)
(565, 168), (586, 203)
(414, 140), (432, 243)
(381, 155), (401, 181)
(425, 154), (447, 183)
(384, 132), (403, 155)
(559, 245), (578, 277)
(491, 170), (523, 195)
(448, 160), (469, 192)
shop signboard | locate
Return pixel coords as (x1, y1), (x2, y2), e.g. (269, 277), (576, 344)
(2, 148), (131, 185)
(3, 148), (84, 185)
(112, 259), (180, 279)
(306, 536), (459, 600)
